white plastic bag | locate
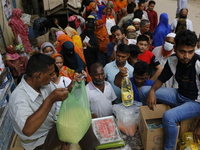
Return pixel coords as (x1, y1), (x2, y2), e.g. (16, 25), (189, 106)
(112, 101), (142, 136)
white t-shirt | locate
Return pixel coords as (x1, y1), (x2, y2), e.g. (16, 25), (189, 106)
(152, 46), (178, 88)
(86, 81), (117, 117)
(171, 18), (193, 31)
(53, 76), (71, 114)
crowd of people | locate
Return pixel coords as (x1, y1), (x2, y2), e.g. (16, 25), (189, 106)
(6, 0), (200, 150)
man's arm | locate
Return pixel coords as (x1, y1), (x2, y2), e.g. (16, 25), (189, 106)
(22, 88), (68, 136)
(150, 64), (162, 81)
(146, 79), (163, 111)
(114, 67), (128, 88)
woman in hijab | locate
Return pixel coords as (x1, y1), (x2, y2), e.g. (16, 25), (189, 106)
(60, 41), (92, 82)
(80, 23), (99, 73)
(8, 9), (32, 53)
(40, 42), (57, 56)
(152, 13), (171, 47)
(61, 41), (86, 73)
(94, 19), (110, 66)
(51, 53), (75, 79)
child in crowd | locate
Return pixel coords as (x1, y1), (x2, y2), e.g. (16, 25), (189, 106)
(51, 64), (72, 115)
(114, 61), (154, 102)
(143, 31), (155, 51)
(136, 35), (162, 81)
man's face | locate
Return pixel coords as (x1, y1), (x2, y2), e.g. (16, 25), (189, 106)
(91, 66), (105, 85)
(40, 64), (55, 86)
(116, 51), (130, 66)
(180, 9), (188, 19)
(133, 21), (140, 31)
(137, 41), (149, 53)
(139, 3), (145, 11)
(165, 37), (175, 45)
(114, 29), (125, 43)
(133, 73), (148, 87)
(148, 4), (155, 11)
(174, 45), (195, 64)
(141, 23), (150, 34)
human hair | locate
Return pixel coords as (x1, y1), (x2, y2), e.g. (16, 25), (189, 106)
(175, 30), (197, 47)
(129, 44), (140, 58)
(127, 2), (135, 14)
(116, 28), (125, 34)
(90, 63), (103, 74)
(134, 61), (149, 75)
(134, 9), (143, 19)
(140, 19), (150, 27)
(54, 64), (59, 77)
(117, 44), (130, 54)
(143, 31), (153, 39)
(180, 8), (188, 13)
(148, 0), (156, 5)
(138, 0), (145, 6)
(137, 35), (149, 43)
(110, 25), (120, 33)
(26, 53), (55, 77)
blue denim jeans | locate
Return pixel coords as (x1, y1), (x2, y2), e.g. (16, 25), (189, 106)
(139, 86), (200, 150)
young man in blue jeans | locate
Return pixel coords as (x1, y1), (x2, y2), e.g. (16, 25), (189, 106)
(139, 30), (200, 150)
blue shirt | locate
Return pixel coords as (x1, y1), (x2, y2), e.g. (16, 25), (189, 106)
(104, 61), (134, 104)
(130, 77), (154, 102)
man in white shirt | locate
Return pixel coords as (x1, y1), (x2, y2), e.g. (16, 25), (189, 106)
(152, 33), (178, 88)
(86, 63), (116, 118)
(9, 53), (99, 150)
(171, 8), (193, 32)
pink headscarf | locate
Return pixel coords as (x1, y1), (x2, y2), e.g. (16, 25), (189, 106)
(56, 31), (65, 40)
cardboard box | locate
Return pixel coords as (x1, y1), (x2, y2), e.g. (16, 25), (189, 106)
(179, 116), (200, 137)
(139, 104), (180, 150)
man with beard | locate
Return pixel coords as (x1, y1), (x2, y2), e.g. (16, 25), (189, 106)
(152, 32), (178, 88)
(114, 61), (154, 103)
(139, 30), (200, 150)
(104, 44), (134, 104)
(86, 63), (116, 118)
(171, 8), (193, 32)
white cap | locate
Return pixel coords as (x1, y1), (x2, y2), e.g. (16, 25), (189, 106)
(166, 33), (176, 38)
(133, 18), (141, 22)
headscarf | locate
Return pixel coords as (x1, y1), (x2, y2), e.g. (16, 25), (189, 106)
(61, 41), (79, 71)
(152, 13), (171, 47)
(56, 31), (65, 40)
(40, 42), (57, 54)
(51, 53), (63, 59)
(68, 15), (80, 29)
(5, 45), (20, 60)
(51, 53), (75, 79)
(89, 2), (97, 11)
(64, 26), (83, 49)
(94, 19), (110, 53)
(57, 34), (85, 61)
(8, 9), (28, 36)
(98, 5), (106, 19)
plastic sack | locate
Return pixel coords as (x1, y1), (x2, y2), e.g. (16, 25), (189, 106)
(112, 101), (142, 136)
(56, 80), (91, 143)
(121, 145), (131, 150)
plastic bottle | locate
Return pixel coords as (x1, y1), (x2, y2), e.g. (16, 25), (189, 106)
(121, 77), (134, 106)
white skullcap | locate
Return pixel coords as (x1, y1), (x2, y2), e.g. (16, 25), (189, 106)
(166, 33), (176, 38)
(133, 18), (141, 22)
